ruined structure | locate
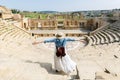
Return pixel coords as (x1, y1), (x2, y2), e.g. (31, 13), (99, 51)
(0, 6), (13, 19)
(26, 12), (105, 31)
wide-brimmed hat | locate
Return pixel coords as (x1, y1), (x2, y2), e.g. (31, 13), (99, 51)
(55, 32), (65, 38)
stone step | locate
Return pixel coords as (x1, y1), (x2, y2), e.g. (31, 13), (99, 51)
(3, 29), (19, 41)
(98, 31), (109, 44)
(93, 34), (101, 45)
(95, 33), (104, 44)
(0, 28), (16, 40)
(107, 29), (120, 41)
(105, 30), (119, 42)
(77, 60), (103, 80)
(101, 30), (114, 43)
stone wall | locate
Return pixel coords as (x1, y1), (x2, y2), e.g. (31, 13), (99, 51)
(26, 18), (104, 31)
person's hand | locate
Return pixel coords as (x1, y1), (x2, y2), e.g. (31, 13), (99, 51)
(75, 39), (84, 41)
(75, 39), (86, 43)
(32, 42), (39, 45)
(32, 41), (44, 45)
(75, 40), (80, 41)
(80, 39), (86, 43)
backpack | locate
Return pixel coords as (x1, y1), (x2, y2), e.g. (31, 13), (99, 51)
(56, 39), (66, 57)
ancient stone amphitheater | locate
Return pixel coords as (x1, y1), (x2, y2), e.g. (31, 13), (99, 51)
(0, 18), (120, 80)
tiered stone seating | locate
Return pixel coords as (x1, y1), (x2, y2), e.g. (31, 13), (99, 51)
(101, 30), (114, 43)
(109, 27), (120, 34)
(89, 36), (96, 45)
(95, 33), (105, 44)
(0, 24), (32, 48)
(107, 29), (120, 41)
(0, 28), (17, 40)
(87, 20), (120, 46)
(105, 30), (119, 42)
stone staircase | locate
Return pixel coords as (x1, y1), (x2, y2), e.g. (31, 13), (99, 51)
(87, 20), (120, 46)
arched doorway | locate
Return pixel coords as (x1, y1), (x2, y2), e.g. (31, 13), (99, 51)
(0, 13), (2, 18)
(24, 23), (27, 29)
(95, 22), (99, 29)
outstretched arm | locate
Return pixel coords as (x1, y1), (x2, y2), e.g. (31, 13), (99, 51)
(66, 38), (75, 41)
(32, 41), (44, 45)
(32, 38), (55, 45)
(75, 39), (86, 43)
(44, 38), (55, 43)
(66, 38), (86, 43)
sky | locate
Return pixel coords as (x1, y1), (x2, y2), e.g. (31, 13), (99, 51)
(0, 0), (120, 11)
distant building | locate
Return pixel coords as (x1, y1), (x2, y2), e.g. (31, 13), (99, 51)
(0, 6), (13, 19)
(26, 12), (104, 31)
